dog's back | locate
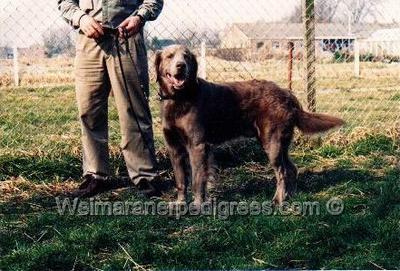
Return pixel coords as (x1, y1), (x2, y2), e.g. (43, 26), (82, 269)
(193, 79), (257, 143)
(189, 78), (307, 144)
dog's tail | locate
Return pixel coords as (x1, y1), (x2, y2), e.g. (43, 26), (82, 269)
(296, 110), (345, 134)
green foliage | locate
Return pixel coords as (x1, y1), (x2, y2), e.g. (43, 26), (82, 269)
(351, 135), (397, 156)
(389, 93), (400, 101)
(319, 145), (344, 158)
(332, 51), (353, 63)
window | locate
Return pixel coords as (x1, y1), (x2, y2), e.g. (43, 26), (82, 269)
(257, 42), (264, 49)
(272, 41), (280, 49)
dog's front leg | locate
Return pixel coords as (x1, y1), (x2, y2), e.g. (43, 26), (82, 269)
(168, 145), (188, 203)
(188, 142), (209, 207)
(164, 130), (188, 203)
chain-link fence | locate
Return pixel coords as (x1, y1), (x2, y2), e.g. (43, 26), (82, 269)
(0, 0), (399, 141)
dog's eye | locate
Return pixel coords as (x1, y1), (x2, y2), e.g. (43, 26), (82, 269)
(166, 54), (174, 59)
(183, 53), (193, 61)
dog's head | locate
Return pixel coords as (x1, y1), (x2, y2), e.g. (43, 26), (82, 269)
(155, 45), (198, 97)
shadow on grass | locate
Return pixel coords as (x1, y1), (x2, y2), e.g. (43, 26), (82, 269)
(0, 152), (172, 183)
(0, 136), (391, 212)
(214, 139), (267, 168)
(297, 167), (376, 194)
(1, 156), (371, 214)
(0, 155), (81, 182)
(216, 167), (378, 201)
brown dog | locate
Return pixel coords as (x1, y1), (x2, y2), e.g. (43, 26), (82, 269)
(155, 45), (344, 206)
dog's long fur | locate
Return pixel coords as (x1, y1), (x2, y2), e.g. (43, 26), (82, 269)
(155, 45), (344, 205)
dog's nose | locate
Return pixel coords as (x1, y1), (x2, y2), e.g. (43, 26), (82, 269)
(176, 62), (186, 70)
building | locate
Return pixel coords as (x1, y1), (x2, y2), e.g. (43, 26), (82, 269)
(18, 45), (46, 59)
(0, 46), (13, 59)
(219, 22), (382, 61)
(0, 45), (46, 59)
(359, 28), (400, 56)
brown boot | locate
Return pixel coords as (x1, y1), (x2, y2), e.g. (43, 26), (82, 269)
(70, 175), (113, 198)
(135, 178), (162, 198)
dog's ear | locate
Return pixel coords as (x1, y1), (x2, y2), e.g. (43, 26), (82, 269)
(154, 50), (162, 82)
(188, 50), (198, 79)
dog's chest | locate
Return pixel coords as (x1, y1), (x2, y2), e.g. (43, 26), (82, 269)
(161, 115), (196, 147)
(161, 103), (195, 129)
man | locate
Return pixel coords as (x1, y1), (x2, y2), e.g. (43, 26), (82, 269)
(58, 0), (164, 197)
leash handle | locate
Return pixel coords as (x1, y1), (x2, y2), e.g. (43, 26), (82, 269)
(100, 26), (127, 39)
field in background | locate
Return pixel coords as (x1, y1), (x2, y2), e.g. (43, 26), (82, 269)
(1, 55), (399, 131)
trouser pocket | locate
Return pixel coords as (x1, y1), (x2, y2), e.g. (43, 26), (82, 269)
(129, 32), (150, 99)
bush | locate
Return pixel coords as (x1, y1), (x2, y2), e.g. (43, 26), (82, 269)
(42, 27), (74, 58)
(332, 51), (354, 63)
(210, 48), (249, 62)
(360, 53), (375, 62)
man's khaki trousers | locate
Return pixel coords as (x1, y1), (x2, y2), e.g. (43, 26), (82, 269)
(74, 31), (157, 184)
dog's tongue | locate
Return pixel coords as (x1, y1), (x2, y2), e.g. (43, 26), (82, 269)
(171, 76), (181, 85)
(167, 74), (184, 87)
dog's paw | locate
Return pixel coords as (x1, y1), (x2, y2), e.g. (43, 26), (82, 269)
(192, 198), (204, 210)
(169, 199), (186, 208)
(176, 194), (187, 203)
(272, 183), (286, 206)
(272, 182), (297, 206)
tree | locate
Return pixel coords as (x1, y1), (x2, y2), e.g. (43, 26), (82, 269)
(288, 6), (302, 23)
(287, 0), (381, 24)
(171, 28), (221, 47)
(42, 27), (74, 58)
(288, 0), (342, 23)
(343, 0), (382, 23)
(317, 0), (341, 22)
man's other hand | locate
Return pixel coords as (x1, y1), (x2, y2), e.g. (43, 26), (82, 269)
(118, 16), (144, 38)
(79, 15), (104, 39)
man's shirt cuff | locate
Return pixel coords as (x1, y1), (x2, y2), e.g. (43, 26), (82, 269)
(72, 10), (87, 27)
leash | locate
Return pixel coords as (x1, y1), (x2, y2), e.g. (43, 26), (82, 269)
(102, 27), (153, 154)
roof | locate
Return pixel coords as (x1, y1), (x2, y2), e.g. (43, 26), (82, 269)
(228, 22), (388, 40)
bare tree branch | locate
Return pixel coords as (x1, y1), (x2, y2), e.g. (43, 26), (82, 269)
(287, 0), (342, 23)
(344, 0), (382, 24)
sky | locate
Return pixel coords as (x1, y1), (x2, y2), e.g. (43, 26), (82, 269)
(0, 0), (399, 47)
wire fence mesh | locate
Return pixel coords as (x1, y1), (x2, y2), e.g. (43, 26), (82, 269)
(0, 0), (399, 147)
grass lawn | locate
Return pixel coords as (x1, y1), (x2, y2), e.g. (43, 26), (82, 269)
(0, 85), (399, 270)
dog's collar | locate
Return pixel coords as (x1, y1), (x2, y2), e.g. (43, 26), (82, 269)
(158, 90), (177, 101)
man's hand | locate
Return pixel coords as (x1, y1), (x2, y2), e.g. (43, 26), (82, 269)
(79, 15), (104, 39)
(118, 16), (144, 38)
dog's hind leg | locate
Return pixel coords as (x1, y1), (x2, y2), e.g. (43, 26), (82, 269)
(205, 151), (218, 202)
(259, 123), (298, 205)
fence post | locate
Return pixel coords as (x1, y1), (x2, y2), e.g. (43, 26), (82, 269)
(302, 0), (316, 112)
(199, 40), (207, 79)
(288, 41), (294, 90)
(354, 38), (360, 77)
(13, 44), (20, 87)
